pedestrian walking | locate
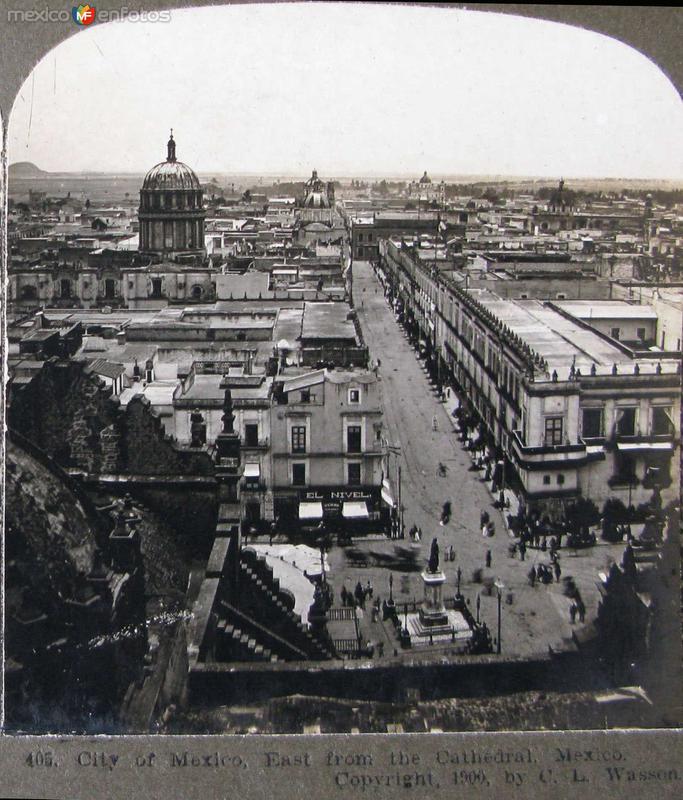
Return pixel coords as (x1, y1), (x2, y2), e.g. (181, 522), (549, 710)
(569, 603), (577, 624)
(554, 561), (562, 582)
(485, 549), (492, 568)
(577, 598), (586, 623)
(519, 540), (526, 561)
(355, 581), (365, 608)
(528, 565), (537, 587)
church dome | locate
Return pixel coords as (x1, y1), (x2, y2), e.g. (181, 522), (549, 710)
(142, 160), (201, 191)
(142, 131), (201, 191)
(304, 191), (330, 209)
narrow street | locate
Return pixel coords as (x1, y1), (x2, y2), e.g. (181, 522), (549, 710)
(349, 259), (624, 658)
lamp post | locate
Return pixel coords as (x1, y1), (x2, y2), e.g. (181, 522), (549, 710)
(389, 573), (394, 604)
(476, 593), (481, 624)
(494, 578), (504, 655)
(456, 566), (462, 597)
(398, 465), (404, 536)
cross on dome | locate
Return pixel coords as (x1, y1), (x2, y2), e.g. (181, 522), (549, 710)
(167, 129), (176, 162)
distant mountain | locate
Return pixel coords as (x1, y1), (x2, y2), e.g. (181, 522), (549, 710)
(9, 161), (48, 178)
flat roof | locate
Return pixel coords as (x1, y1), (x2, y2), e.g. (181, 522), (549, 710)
(180, 374), (271, 401)
(555, 300), (658, 320)
(476, 294), (671, 379)
(300, 302), (356, 341)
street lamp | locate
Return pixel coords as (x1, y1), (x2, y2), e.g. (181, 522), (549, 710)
(456, 566), (462, 597)
(476, 593), (481, 624)
(494, 578), (505, 655)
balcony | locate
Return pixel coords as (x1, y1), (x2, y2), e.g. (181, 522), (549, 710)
(612, 433), (676, 454)
(511, 430), (596, 470)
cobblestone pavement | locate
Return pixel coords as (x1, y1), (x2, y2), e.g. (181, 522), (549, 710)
(332, 260), (626, 659)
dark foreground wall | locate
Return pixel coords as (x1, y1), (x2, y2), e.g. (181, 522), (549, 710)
(188, 648), (607, 707)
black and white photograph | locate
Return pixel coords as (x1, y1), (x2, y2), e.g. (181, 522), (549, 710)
(1, 0), (681, 757)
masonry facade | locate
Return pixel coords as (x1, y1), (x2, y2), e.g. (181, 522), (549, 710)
(379, 239), (680, 508)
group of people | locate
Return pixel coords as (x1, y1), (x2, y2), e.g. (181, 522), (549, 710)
(569, 595), (587, 624)
(341, 580), (374, 609)
(527, 559), (561, 586)
(480, 510), (496, 538)
(408, 524), (423, 542)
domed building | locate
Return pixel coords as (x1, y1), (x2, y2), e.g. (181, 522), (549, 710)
(138, 131), (206, 259)
(302, 169), (333, 209)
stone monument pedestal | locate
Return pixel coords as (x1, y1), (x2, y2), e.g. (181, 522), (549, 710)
(413, 569), (451, 636)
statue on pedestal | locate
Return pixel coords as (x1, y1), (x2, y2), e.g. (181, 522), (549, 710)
(428, 538), (439, 574)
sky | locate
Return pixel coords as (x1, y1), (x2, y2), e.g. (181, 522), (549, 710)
(7, 3), (683, 179)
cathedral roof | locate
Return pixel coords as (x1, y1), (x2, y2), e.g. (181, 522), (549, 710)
(142, 132), (201, 191)
(303, 192), (331, 209)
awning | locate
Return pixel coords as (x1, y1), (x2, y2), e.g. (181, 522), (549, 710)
(244, 462), (260, 478)
(617, 442), (673, 451)
(381, 479), (395, 508)
(342, 501), (369, 519)
(299, 501), (323, 520)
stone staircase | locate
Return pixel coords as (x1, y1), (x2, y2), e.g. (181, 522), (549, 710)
(235, 557), (334, 661)
(214, 618), (280, 663)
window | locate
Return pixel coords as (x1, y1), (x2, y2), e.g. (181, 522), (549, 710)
(616, 407), (637, 437)
(637, 327), (646, 341)
(348, 388), (361, 404)
(151, 278), (163, 298)
(60, 278), (72, 299)
(358, 233), (364, 242)
(614, 452), (636, 483)
(652, 406), (673, 436)
(557, 474), (565, 485)
(544, 416), (564, 446)
(347, 425), (362, 453)
(610, 327), (620, 340)
(300, 388), (311, 403)
(543, 475), (551, 485)
(347, 463), (362, 485)
(581, 407), (603, 438)
(244, 423), (259, 447)
(292, 463), (306, 486)
(291, 426), (307, 454)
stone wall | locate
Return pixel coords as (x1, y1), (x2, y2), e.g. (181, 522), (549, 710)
(9, 359), (213, 479)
